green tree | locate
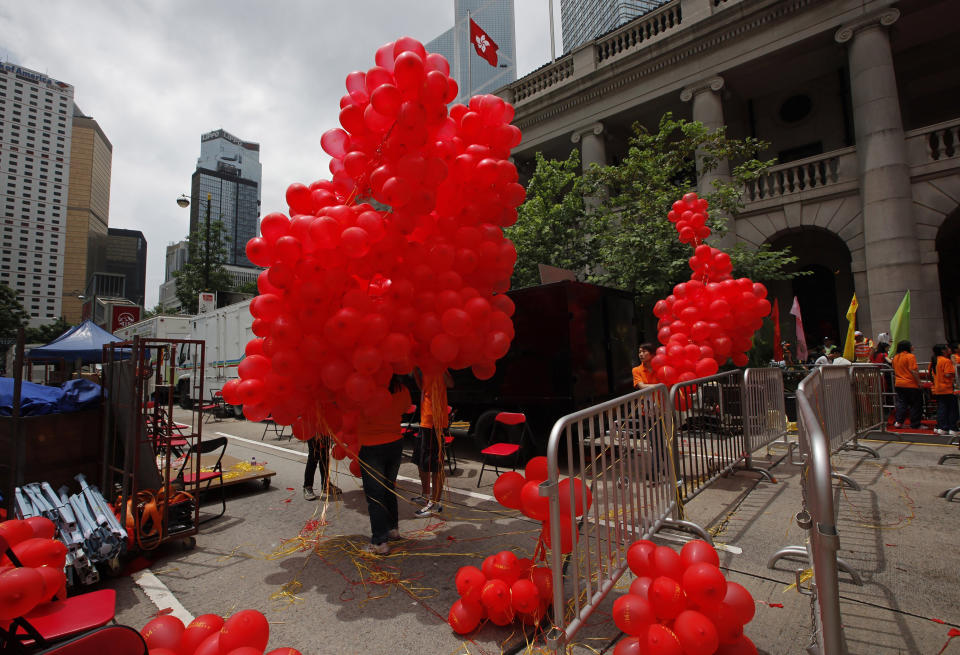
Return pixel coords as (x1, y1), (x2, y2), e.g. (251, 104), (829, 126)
(0, 284), (29, 363)
(174, 218), (234, 314)
(25, 316), (71, 344)
(508, 114), (798, 316)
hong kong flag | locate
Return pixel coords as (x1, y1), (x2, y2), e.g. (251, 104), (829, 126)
(469, 17), (499, 67)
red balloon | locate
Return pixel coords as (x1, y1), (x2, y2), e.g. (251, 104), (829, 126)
(648, 576), (687, 620)
(265, 650), (304, 655)
(541, 516), (578, 554)
(223, 648), (262, 655)
(0, 520), (34, 548)
(702, 602), (744, 644)
(448, 599), (484, 634)
(219, 609), (269, 654)
(24, 517), (56, 540)
(455, 566), (486, 603)
(723, 581), (756, 624)
(612, 593), (655, 636)
(179, 614), (224, 655)
(613, 637), (643, 655)
(682, 562), (728, 608)
(524, 456), (548, 482)
(349, 458), (363, 477)
(627, 540), (656, 577)
(490, 550), (520, 585)
(480, 578), (510, 613)
(140, 615), (184, 652)
(646, 623), (684, 655)
(487, 604), (515, 626)
(558, 477), (592, 518)
(12, 538), (67, 569)
(191, 631), (220, 655)
(530, 566), (553, 601)
(493, 471), (525, 510)
(519, 480), (549, 521)
(35, 566), (65, 603)
(652, 545), (684, 581)
(673, 610), (720, 655)
(629, 576), (653, 599)
(0, 567), (44, 620)
(680, 539), (720, 569)
(510, 579), (539, 614)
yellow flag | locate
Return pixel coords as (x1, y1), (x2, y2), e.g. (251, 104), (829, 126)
(843, 294), (858, 360)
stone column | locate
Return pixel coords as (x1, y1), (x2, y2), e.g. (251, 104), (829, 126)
(836, 8), (943, 351)
(681, 75), (734, 247)
(571, 122), (606, 172)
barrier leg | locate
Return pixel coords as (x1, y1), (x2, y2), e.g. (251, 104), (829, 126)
(839, 440), (879, 459)
(938, 453), (960, 465)
(659, 517), (714, 545)
(739, 456), (777, 483)
(943, 486), (959, 501)
(831, 472), (860, 491)
(768, 545), (863, 585)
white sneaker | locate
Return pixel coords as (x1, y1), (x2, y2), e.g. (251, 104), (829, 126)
(893, 422), (903, 428)
(303, 487), (318, 501)
(935, 428), (946, 435)
(363, 542), (390, 556)
(415, 502), (442, 517)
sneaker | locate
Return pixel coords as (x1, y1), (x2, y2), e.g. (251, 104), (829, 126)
(893, 422), (903, 428)
(322, 484), (343, 497)
(303, 487), (318, 501)
(387, 528), (402, 541)
(412, 495), (427, 504)
(363, 542), (390, 556)
(415, 502), (442, 517)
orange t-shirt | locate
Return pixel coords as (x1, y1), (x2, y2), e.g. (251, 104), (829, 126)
(632, 363), (656, 388)
(893, 352), (919, 389)
(933, 356), (956, 395)
(357, 388), (411, 447)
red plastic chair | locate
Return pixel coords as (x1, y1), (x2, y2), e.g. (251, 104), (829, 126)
(35, 624), (146, 654)
(176, 436), (228, 522)
(477, 412), (531, 487)
(0, 536), (117, 652)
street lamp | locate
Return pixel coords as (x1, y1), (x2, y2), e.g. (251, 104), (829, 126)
(176, 193), (213, 291)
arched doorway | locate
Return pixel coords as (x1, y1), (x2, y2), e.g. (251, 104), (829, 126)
(937, 208), (960, 342)
(765, 227), (855, 359)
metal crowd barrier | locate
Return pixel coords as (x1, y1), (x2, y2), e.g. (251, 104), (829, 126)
(541, 384), (709, 653)
(669, 370), (774, 509)
(743, 367), (791, 462)
(769, 366), (863, 583)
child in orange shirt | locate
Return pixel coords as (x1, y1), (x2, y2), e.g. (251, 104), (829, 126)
(632, 343), (658, 389)
(930, 344), (957, 436)
(892, 340), (924, 429)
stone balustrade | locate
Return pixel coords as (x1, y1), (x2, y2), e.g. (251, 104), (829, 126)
(595, 2), (684, 63)
(512, 58), (575, 103)
(906, 117), (960, 168)
(744, 147), (857, 203)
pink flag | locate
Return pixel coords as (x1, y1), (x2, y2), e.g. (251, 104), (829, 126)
(789, 296), (808, 362)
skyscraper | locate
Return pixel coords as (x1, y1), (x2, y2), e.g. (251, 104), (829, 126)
(190, 129), (261, 268)
(426, 0), (517, 105)
(560, 0), (670, 52)
(0, 62), (74, 326)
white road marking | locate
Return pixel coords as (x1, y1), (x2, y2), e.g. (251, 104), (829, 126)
(214, 431), (497, 502)
(134, 570), (194, 624)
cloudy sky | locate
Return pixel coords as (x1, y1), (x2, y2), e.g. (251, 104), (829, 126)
(0, 1), (561, 308)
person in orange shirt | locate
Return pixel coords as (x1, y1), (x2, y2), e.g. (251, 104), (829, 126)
(632, 343), (657, 389)
(357, 375), (411, 555)
(413, 369), (453, 518)
(929, 344), (957, 436)
(892, 340), (924, 429)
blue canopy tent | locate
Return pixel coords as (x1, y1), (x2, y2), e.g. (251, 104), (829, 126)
(28, 320), (128, 364)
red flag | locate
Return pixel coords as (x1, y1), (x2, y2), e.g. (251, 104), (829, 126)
(773, 298), (783, 361)
(469, 17), (499, 67)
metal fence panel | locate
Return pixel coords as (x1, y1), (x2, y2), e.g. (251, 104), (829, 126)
(544, 385), (696, 652)
(850, 364), (885, 435)
(819, 367), (856, 454)
(742, 367), (789, 455)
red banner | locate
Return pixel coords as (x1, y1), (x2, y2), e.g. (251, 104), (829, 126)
(111, 305), (141, 332)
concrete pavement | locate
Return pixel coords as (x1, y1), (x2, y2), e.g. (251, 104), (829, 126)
(106, 416), (960, 654)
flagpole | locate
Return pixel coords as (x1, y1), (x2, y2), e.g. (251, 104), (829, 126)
(467, 10), (473, 100)
(549, 0), (556, 62)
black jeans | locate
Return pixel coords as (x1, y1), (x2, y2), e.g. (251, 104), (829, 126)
(894, 387), (923, 428)
(935, 393), (958, 431)
(304, 437), (330, 489)
(360, 439), (403, 545)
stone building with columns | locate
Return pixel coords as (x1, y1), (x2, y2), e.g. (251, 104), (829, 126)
(498, 0), (959, 357)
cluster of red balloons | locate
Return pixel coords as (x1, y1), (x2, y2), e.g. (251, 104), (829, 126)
(651, 193), (771, 385)
(612, 539), (757, 655)
(448, 551), (554, 634)
(140, 609), (300, 655)
(492, 456), (592, 554)
(0, 518), (68, 622)
(223, 36), (523, 458)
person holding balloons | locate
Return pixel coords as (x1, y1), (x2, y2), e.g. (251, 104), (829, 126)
(357, 375), (411, 555)
(413, 369), (452, 518)
(632, 343), (657, 390)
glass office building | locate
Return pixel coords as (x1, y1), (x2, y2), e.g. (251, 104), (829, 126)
(426, 0), (517, 104)
(560, 0), (670, 52)
(189, 129), (261, 267)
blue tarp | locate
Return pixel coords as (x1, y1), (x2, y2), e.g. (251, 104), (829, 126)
(0, 378), (103, 416)
(28, 320), (126, 364)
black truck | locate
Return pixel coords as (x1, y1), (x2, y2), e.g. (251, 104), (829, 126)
(447, 280), (637, 453)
